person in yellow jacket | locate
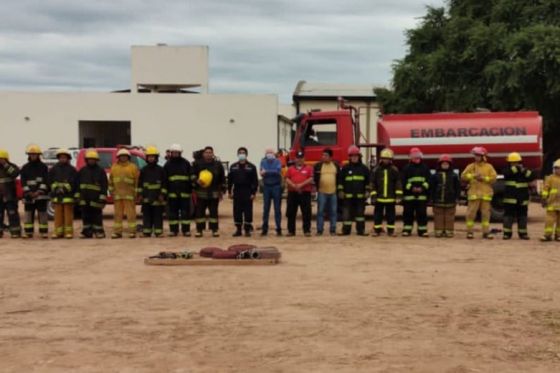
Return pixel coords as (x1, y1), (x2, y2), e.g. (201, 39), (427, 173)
(541, 159), (560, 242)
(461, 146), (497, 239)
(109, 149), (139, 238)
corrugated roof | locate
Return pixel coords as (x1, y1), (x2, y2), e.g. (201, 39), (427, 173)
(293, 80), (377, 98)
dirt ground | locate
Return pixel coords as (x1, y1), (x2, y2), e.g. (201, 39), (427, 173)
(1, 199), (560, 373)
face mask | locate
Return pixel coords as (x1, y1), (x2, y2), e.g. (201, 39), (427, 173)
(238, 154), (247, 161)
(266, 153), (275, 160)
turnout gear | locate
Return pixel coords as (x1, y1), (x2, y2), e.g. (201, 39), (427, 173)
(541, 171), (560, 241)
(76, 161), (108, 238)
(461, 159), (497, 237)
(370, 163), (402, 235)
(192, 159), (226, 234)
(0, 158), (21, 237)
(109, 159), (139, 238)
(48, 161), (77, 238)
(339, 160), (370, 235)
(164, 156), (193, 236)
(430, 164), (461, 238)
(401, 161), (431, 236)
(20, 156), (49, 238)
(502, 162), (535, 239)
(138, 161), (167, 237)
(228, 160), (259, 236)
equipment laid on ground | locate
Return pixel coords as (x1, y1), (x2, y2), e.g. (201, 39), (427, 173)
(144, 244), (281, 266)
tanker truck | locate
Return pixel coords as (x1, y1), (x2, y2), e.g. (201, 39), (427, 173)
(288, 103), (543, 220)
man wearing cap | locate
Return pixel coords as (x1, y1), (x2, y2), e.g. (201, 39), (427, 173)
(260, 148), (283, 236)
(109, 148), (140, 239)
(48, 149), (77, 239)
(0, 149), (21, 238)
(313, 148), (340, 236)
(401, 147), (431, 237)
(192, 146), (226, 237)
(228, 147), (259, 237)
(164, 144), (193, 237)
(20, 144), (49, 238)
(285, 151), (313, 236)
(461, 146), (497, 239)
(76, 149), (108, 238)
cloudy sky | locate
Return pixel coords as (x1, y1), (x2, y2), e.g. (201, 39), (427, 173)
(0, 0), (444, 102)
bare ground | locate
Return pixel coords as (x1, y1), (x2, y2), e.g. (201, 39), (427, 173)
(1, 201), (560, 373)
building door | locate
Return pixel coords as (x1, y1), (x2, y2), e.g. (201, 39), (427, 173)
(78, 121), (131, 148)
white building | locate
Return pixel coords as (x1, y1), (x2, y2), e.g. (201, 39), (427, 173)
(0, 45), (278, 165)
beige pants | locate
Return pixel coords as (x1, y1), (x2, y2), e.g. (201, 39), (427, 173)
(544, 210), (560, 237)
(433, 206), (456, 234)
(53, 203), (74, 237)
(466, 199), (491, 234)
(113, 199), (137, 234)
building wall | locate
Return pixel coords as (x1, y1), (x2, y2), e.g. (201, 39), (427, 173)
(0, 92), (277, 165)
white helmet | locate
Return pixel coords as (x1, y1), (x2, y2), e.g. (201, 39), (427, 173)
(169, 144), (183, 153)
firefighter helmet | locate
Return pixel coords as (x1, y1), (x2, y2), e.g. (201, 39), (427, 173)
(116, 148), (131, 158)
(145, 146), (159, 156)
(409, 147), (423, 158)
(26, 144), (42, 155)
(438, 154), (452, 163)
(56, 148), (71, 159)
(380, 148), (394, 159)
(169, 144), (183, 153)
(507, 152), (522, 163)
(471, 146), (487, 156)
(85, 149), (99, 160)
(0, 149), (9, 161)
(198, 169), (213, 188)
(554, 159), (560, 169)
(348, 145), (360, 156)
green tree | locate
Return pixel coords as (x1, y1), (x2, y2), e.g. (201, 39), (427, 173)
(376, 0), (560, 166)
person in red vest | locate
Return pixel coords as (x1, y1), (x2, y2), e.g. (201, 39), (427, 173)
(285, 151), (313, 236)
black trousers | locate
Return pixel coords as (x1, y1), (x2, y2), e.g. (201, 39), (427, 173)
(286, 191), (312, 234)
(402, 200), (428, 235)
(24, 199), (48, 234)
(0, 199), (21, 236)
(342, 198), (366, 234)
(233, 191), (253, 232)
(142, 204), (164, 236)
(81, 205), (104, 236)
(196, 198), (219, 232)
(167, 198), (191, 233)
(373, 202), (396, 233)
(503, 204), (528, 237)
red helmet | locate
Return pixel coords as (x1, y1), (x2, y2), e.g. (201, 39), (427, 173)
(438, 154), (452, 163)
(348, 145), (360, 156)
(409, 147), (423, 158)
(471, 146), (487, 156)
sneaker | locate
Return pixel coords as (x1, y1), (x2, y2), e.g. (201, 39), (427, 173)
(111, 233), (122, 239)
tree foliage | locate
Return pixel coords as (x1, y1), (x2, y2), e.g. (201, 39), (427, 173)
(376, 0), (560, 159)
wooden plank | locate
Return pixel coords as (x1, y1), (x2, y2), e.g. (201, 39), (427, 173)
(144, 257), (280, 266)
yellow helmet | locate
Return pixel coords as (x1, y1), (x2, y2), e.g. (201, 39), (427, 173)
(116, 148), (131, 157)
(56, 148), (71, 159)
(26, 144), (42, 155)
(0, 149), (9, 161)
(380, 148), (394, 159)
(554, 159), (560, 168)
(198, 169), (213, 188)
(145, 146), (159, 156)
(85, 149), (99, 160)
(507, 152), (522, 163)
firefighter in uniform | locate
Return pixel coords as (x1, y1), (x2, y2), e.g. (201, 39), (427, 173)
(109, 148), (140, 239)
(339, 145), (370, 236)
(192, 146), (225, 237)
(540, 159), (560, 242)
(138, 146), (167, 238)
(75, 149), (108, 238)
(0, 149), (21, 238)
(430, 154), (461, 238)
(228, 147), (259, 237)
(502, 152), (535, 240)
(461, 146), (497, 239)
(370, 148), (402, 237)
(48, 148), (77, 239)
(20, 144), (49, 238)
(164, 144), (193, 237)
(401, 147), (431, 237)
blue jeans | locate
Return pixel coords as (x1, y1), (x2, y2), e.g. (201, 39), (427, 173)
(262, 184), (282, 233)
(317, 193), (337, 233)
